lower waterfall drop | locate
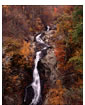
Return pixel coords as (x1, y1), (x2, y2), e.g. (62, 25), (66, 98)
(24, 26), (50, 105)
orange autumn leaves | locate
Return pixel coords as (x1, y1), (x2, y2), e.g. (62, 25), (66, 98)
(48, 80), (67, 105)
(20, 40), (34, 65)
(20, 40), (30, 58)
(54, 40), (66, 72)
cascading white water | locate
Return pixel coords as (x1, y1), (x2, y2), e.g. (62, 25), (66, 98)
(47, 25), (50, 32)
(29, 51), (41, 105)
(36, 34), (45, 44)
(24, 26), (50, 105)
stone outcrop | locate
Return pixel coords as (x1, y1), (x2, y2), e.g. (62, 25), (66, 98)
(41, 48), (57, 86)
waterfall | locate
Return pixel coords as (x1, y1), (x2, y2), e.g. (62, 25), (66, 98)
(47, 25), (50, 32)
(24, 26), (50, 105)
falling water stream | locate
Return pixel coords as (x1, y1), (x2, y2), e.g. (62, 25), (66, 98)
(24, 26), (50, 105)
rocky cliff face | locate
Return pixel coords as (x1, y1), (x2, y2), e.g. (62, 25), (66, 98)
(41, 30), (58, 85)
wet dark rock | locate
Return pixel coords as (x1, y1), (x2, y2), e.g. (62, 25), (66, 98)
(24, 86), (34, 105)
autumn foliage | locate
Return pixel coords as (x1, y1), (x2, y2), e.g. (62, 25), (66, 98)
(2, 5), (83, 105)
(53, 6), (83, 105)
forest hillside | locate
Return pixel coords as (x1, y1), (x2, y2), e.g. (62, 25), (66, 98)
(2, 5), (83, 105)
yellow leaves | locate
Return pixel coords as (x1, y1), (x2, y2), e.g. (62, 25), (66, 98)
(9, 75), (19, 83)
(56, 80), (66, 93)
(20, 41), (30, 58)
(6, 51), (14, 57)
(20, 40), (33, 66)
(68, 28), (73, 33)
(29, 27), (33, 32)
(56, 24), (60, 33)
(4, 36), (33, 69)
(48, 80), (67, 105)
(13, 75), (18, 80)
(56, 80), (62, 87)
(4, 37), (21, 58)
(73, 49), (83, 57)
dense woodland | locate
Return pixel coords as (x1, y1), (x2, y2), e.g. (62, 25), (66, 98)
(2, 5), (83, 105)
